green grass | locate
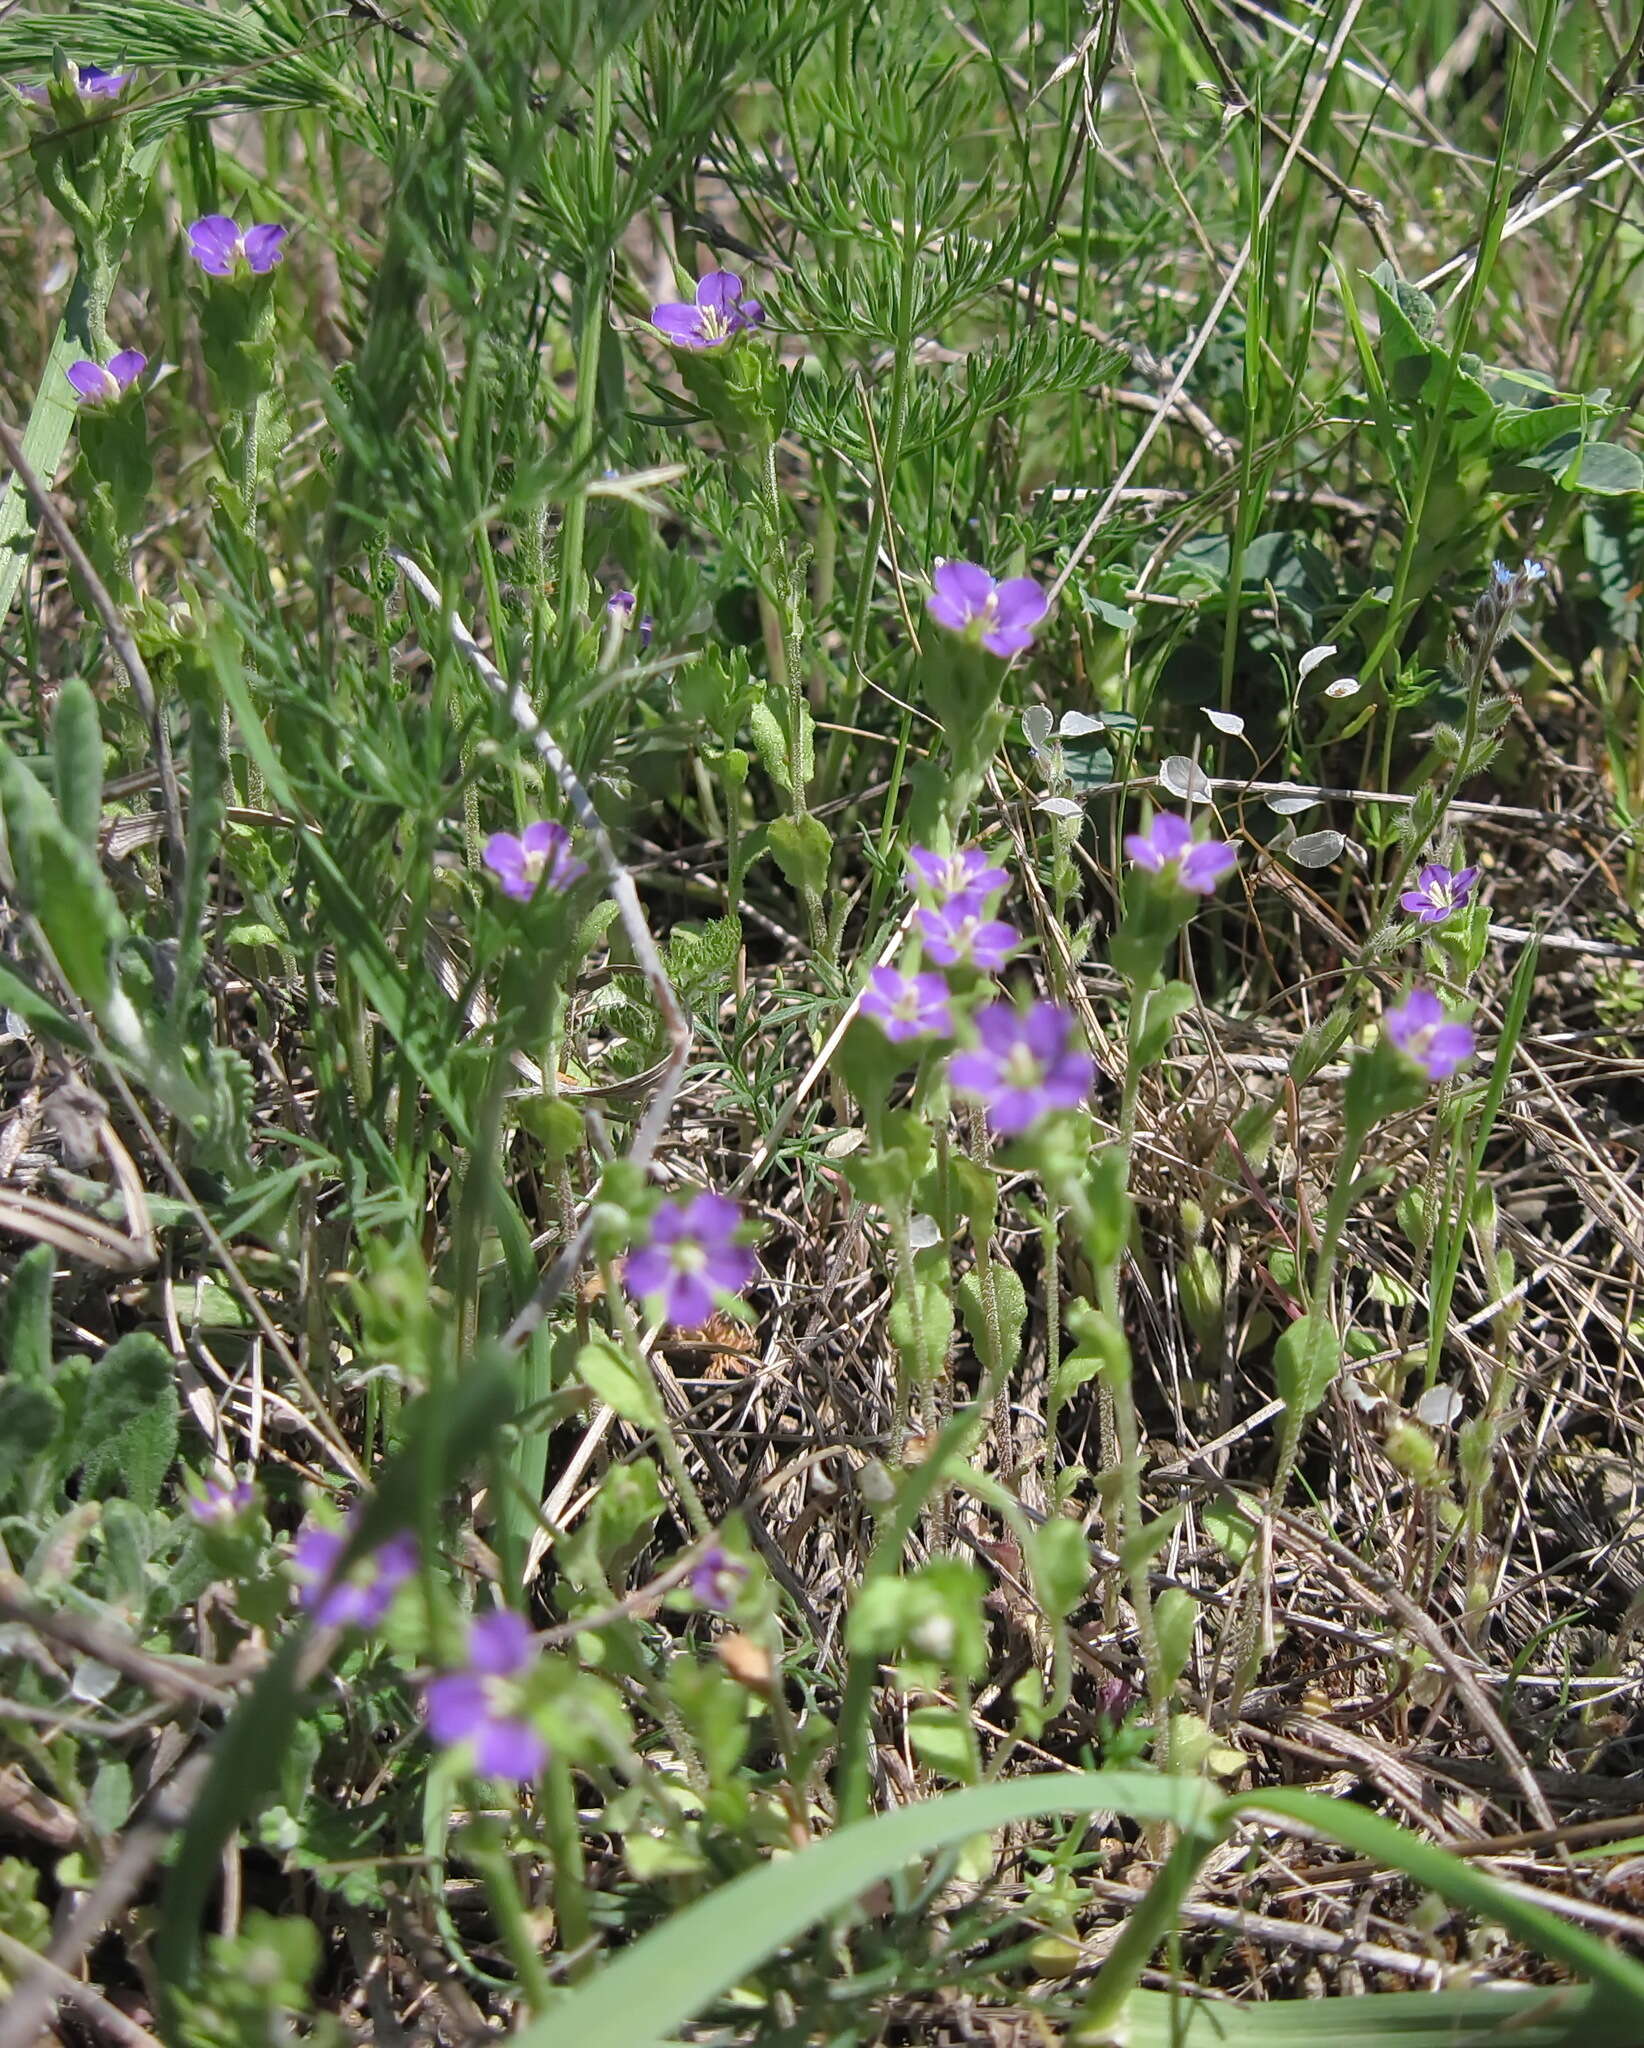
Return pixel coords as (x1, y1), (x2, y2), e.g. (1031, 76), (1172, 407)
(3, 1), (1644, 2042)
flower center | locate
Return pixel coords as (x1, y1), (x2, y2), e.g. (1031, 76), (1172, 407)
(520, 846), (548, 885)
(670, 1240), (708, 1277)
(1003, 1045), (1044, 1090)
(699, 306), (732, 340)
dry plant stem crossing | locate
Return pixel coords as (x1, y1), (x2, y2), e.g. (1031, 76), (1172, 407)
(388, 550), (692, 1350)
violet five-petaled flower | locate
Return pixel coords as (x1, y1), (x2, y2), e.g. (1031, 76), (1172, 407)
(860, 966), (954, 1044)
(482, 820), (587, 900)
(185, 1476), (254, 1525)
(949, 1001), (1095, 1138)
(65, 351), (146, 405)
(906, 845), (1009, 906)
(651, 271), (765, 349)
(424, 1611), (546, 1781)
(1385, 989), (1476, 1082)
(689, 1542), (747, 1613)
(186, 215), (288, 278)
(292, 1521), (417, 1630)
(19, 63), (132, 102)
(624, 1191), (756, 1330)
(1124, 811), (1237, 895)
(1399, 862), (1479, 926)
(917, 900), (1019, 972)
(927, 561), (1049, 658)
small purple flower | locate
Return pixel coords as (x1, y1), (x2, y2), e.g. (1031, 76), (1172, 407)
(64, 350), (146, 405)
(927, 560), (1049, 658)
(482, 820), (587, 900)
(1385, 989), (1476, 1082)
(424, 1611), (546, 1781)
(1400, 862), (1480, 925)
(1124, 812), (1237, 895)
(624, 1190), (756, 1330)
(906, 846), (1009, 906)
(917, 900), (1019, 971)
(292, 1520), (417, 1630)
(187, 215), (288, 279)
(607, 589), (654, 649)
(185, 1476), (254, 1525)
(651, 272), (765, 349)
(689, 1542), (747, 1613)
(19, 64), (132, 103)
(949, 1001), (1095, 1138)
(860, 966), (954, 1044)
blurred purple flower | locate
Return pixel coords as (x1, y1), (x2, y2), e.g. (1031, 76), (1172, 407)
(651, 272), (765, 349)
(19, 63), (132, 102)
(690, 1542), (747, 1613)
(482, 820), (586, 900)
(292, 1520), (417, 1629)
(185, 1476), (254, 1525)
(860, 966), (953, 1043)
(625, 1191), (756, 1329)
(1400, 862), (1479, 925)
(1124, 811), (1236, 894)
(1385, 989), (1476, 1081)
(917, 899), (1019, 971)
(949, 1001), (1094, 1138)
(424, 1611), (545, 1781)
(906, 845), (1008, 906)
(64, 350), (146, 405)
(927, 560), (1048, 658)
(187, 215), (288, 278)
(607, 589), (654, 649)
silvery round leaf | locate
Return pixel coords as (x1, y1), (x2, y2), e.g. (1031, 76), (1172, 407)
(1035, 796), (1083, 819)
(1415, 1386), (1463, 1428)
(908, 1213), (943, 1251)
(1158, 756), (1214, 802)
(1021, 706), (1053, 752)
(1057, 710), (1105, 739)
(1288, 830), (1345, 868)
(72, 1658), (121, 1704)
(1324, 677), (1361, 699)
(824, 1129), (866, 1159)
(1265, 793), (1317, 817)
(1205, 710), (1244, 735)
(1297, 643), (1337, 680)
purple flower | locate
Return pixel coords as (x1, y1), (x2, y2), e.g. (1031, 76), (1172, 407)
(689, 1542), (747, 1613)
(482, 820), (586, 900)
(906, 845), (1009, 906)
(19, 64), (132, 103)
(1124, 812), (1237, 894)
(917, 900), (1019, 972)
(1385, 989), (1476, 1082)
(424, 1611), (546, 1781)
(624, 1191), (756, 1330)
(292, 1520), (417, 1629)
(1400, 862), (1480, 925)
(187, 215), (288, 279)
(651, 272), (765, 350)
(607, 589), (654, 649)
(64, 350), (146, 405)
(949, 1001), (1095, 1138)
(860, 966), (954, 1043)
(927, 560), (1049, 658)
(185, 1476), (254, 1525)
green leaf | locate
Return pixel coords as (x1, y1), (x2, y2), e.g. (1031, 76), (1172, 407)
(50, 678), (103, 850)
(1153, 1586), (1197, 1691)
(575, 1333), (662, 1427)
(1565, 439), (1644, 497)
(1025, 1516), (1091, 1623)
(515, 1772), (1221, 2048)
(76, 1333), (178, 1509)
(0, 739), (125, 1012)
(906, 1704), (978, 1781)
(956, 1263), (1026, 1375)
(0, 1382), (63, 1507)
(0, 1243), (56, 1382)
(1133, 980), (1195, 1068)
(1273, 1313), (1338, 1421)
(748, 701), (792, 793)
(767, 813), (833, 900)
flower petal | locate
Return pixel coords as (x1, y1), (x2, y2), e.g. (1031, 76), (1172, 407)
(468, 1609), (533, 1678)
(928, 559), (995, 629)
(472, 1714), (546, 1780)
(65, 360), (113, 401)
(425, 1673), (490, 1746)
(242, 223), (288, 273)
(661, 1270), (717, 1329)
(680, 1190), (743, 1246)
(106, 349), (146, 388)
(188, 215), (242, 273)
(989, 577), (1048, 631)
(651, 301), (708, 343)
(695, 271), (744, 315)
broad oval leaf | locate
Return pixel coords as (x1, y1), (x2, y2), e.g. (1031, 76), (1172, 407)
(1158, 756), (1213, 803)
(1287, 829), (1346, 868)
